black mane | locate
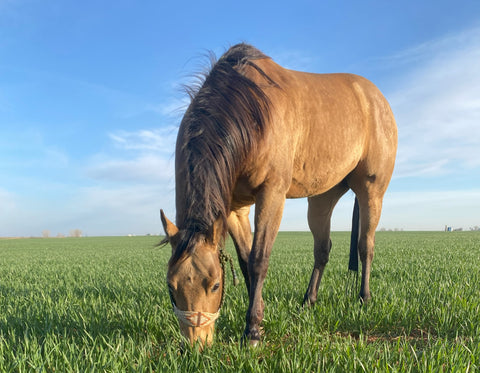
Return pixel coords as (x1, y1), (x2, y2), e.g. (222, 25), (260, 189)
(172, 43), (276, 262)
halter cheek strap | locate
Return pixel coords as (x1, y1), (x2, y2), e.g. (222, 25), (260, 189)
(173, 304), (220, 327)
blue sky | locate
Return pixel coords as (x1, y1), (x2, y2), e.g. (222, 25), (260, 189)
(1, 0), (480, 236)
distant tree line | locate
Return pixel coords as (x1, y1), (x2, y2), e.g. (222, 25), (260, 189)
(41, 229), (82, 238)
(378, 227), (404, 232)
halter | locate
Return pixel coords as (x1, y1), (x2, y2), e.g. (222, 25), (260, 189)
(169, 247), (238, 328)
(173, 304), (220, 327)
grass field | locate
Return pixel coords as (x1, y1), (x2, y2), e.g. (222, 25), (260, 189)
(0, 231), (479, 371)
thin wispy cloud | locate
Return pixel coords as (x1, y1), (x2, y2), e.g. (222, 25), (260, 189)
(389, 26), (480, 179)
(0, 188), (16, 214)
(86, 155), (174, 184)
(109, 127), (177, 154)
(0, 128), (69, 169)
(270, 48), (318, 71)
(144, 96), (190, 119)
(86, 127), (176, 184)
(71, 184), (169, 236)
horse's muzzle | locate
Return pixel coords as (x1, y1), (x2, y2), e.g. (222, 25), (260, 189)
(174, 305), (219, 346)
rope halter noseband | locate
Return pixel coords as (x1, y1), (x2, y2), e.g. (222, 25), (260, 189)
(169, 247), (238, 328)
(173, 304), (220, 328)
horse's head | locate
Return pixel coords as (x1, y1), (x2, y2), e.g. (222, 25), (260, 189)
(161, 210), (224, 347)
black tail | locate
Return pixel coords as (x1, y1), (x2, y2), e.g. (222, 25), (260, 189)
(348, 197), (360, 272)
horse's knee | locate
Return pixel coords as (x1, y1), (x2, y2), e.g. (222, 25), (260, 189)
(358, 237), (374, 262)
(314, 238), (332, 267)
(359, 249), (374, 263)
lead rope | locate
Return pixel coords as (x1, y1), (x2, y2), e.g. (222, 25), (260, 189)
(218, 247), (239, 309)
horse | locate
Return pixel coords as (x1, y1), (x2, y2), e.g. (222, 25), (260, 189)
(161, 43), (397, 347)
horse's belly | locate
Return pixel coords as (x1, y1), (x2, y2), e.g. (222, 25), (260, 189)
(286, 156), (358, 198)
(286, 174), (341, 198)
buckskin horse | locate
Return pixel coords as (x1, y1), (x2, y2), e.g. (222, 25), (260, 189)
(161, 43), (397, 347)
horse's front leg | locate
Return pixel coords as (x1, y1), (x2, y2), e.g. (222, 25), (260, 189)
(228, 206), (253, 293)
(243, 189), (285, 346)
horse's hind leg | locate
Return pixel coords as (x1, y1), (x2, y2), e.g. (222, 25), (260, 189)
(350, 176), (390, 303)
(228, 206), (253, 292)
(304, 184), (348, 307)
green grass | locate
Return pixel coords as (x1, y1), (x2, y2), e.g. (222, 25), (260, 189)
(0, 232), (479, 371)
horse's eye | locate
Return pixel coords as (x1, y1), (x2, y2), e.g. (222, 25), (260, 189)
(212, 282), (220, 292)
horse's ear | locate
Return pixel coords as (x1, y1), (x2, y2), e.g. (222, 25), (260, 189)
(209, 218), (225, 248)
(160, 210), (179, 248)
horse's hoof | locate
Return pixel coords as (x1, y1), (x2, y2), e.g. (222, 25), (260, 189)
(302, 296), (316, 308)
(359, 293), (372, 305)
(242, 329), (261, 347)
(249, 338), (259, 347)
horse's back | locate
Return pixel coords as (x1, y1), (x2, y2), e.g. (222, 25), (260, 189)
(249, 60), (397, 199)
